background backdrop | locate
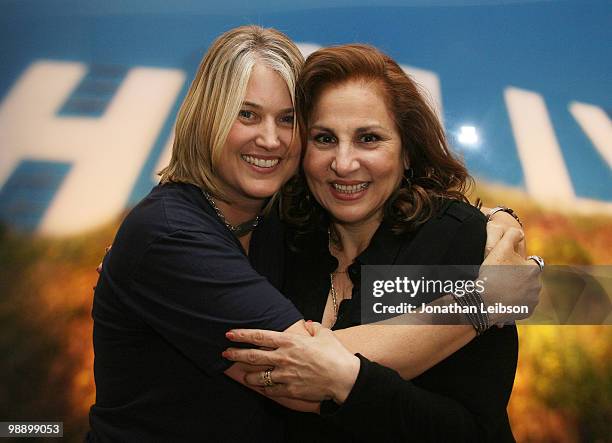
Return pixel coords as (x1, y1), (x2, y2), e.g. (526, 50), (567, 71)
(0, 1), (610, 441)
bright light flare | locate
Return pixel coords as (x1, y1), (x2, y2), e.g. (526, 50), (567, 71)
(457, 125), (479, 145)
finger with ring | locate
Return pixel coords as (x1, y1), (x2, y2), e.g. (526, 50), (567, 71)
(527, 255), (545, 272)
(263, 368), (275, 387)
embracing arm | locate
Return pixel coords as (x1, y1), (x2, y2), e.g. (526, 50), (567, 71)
(334, 323), (474, 380)
(321, 325), (518, 442)
(223, 210), (525, 439)
(225, 320), (518, 441)
(120, 226), (309, 374)
(99, 203), (527, 383)
(225, 223), (538, 389)
(334, 224), (536, 379)
(323, 353), (484, 441)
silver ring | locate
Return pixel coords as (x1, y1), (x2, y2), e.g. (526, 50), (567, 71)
(263, 368), (275, 387)
(527, 255), (545, 272)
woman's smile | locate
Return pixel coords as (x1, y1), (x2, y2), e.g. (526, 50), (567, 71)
(304, 80), (404, 226)
(329, 181), (370, 200)
(241, 154), (282, 171)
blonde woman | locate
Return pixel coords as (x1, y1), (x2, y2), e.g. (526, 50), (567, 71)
(88, 26), (538, 442)
(88, 26), (305, 442)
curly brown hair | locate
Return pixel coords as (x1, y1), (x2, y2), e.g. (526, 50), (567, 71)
(281, 44), (472, 236)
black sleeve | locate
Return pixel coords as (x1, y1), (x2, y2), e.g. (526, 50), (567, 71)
(321, 354), (482, 442)
(321, 205), (518, 442)
(122, 228), (303, 376)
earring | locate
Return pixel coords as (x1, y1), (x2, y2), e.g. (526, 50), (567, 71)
(403, 168), (414, 187)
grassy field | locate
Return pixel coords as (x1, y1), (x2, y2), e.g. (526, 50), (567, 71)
(1, 184), (611, 442)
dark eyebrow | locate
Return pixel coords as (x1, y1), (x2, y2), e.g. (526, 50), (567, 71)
(356, 125), (386, 132)
(243, 102), (294, 114)
(309, 125), (387, 133)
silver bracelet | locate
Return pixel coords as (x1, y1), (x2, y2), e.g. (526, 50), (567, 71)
(486, 206), (523, 227)
(451, 289), (490, 335)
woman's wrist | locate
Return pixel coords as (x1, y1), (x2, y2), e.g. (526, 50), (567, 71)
(331, 354), (361, 405)
(451, 288), (490, 335)
(486, 206), (523, 227)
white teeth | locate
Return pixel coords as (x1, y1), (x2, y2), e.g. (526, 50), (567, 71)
(332, 183), (369, 193)
(242, 155), (279, 168)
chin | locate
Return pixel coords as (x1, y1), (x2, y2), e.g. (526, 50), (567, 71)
(328, 209), (369, 225)
(243, 183), (281, 200)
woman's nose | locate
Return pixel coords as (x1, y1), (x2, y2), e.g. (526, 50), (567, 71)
(255, 119), (281, 150)
(330, 145), (359, 176)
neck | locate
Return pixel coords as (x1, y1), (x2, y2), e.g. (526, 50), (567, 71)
(330, 216), (381, 265)
(212, 196), (263, 227)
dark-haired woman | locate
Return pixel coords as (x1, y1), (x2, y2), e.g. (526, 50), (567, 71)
(224, 44), (541, 442)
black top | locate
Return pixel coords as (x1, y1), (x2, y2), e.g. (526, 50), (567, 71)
(88, 183), (303, 442)
(282, 199), (518, 442)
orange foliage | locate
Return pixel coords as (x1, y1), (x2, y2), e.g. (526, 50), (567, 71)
(1, 184), (610, 442)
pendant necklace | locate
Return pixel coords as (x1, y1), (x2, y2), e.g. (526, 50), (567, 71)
(328, 227), (348, 325)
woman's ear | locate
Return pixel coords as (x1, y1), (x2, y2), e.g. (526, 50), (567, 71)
(403, 152), (410, 169)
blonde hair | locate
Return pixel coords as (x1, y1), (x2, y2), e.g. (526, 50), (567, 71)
(159, 25), (304, 201)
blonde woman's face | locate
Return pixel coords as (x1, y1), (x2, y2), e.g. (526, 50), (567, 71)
(217, 63), (300, 207)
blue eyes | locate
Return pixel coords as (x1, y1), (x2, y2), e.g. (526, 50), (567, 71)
(238, 110), (255, 120)
(238, 110), (294, 125)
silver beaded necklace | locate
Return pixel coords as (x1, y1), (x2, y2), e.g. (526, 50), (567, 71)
(202, 190), (262, 238)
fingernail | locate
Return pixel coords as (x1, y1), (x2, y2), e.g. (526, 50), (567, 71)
(226, 331), (235, 339)
(306, 320), (312, 323)
(222, 350), (230, 358)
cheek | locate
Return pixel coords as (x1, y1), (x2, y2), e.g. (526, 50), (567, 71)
(369, 152), (404, 190)
(285, 132), (303, 162)
(284, 154), (300, 178)
(223, 132), (240, 156)
(304, 149), (331, 184)
(302, 147), (319, 178)
(302, 149), (327, 192)
(385, 146), (405, 184)
(279, 126), (294, 146)
(390, 162), (404, 188)
(224, 123), (252, 151)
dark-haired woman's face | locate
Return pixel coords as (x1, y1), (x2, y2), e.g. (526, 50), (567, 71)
(304, 81), (405, 228)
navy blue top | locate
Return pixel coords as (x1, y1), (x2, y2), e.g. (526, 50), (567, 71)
(88, 182), (303, 442)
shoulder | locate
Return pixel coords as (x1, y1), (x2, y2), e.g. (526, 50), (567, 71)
(122, 182), (222, 237)
(420, 198), (486, 239)
(434, 198), (487, 264)
(106, 183), (231, 277)
(436, 198), (486, 227)
(395, 198), (486, 265)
